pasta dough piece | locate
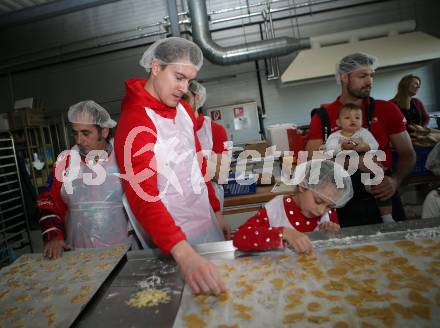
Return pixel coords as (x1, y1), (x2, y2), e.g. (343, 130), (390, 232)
(357, 245), (379, 253)
(308, 315), (330, 324)
(408, 290), (432, 305)
(270, 278), (284, 290)
(283, 312), (305, 324)
(410, 305), (431, 320)
(233, 303), (253, 320)
(183, 313), (206, 328)
(71, 294), (88, 304)
(307, 302), (322, 312)
(394, 240), (416, 248)
(329, 306), (345, 314)
(327, 266), (348, 276)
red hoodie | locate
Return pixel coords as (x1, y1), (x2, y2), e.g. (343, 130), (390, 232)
(114, 78), (221, 254)
(195, 114), (228, 155)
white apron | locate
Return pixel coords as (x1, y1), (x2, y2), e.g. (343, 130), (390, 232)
(197, 116), (214, 160)
(197, 116), (225, 210)
(61, 142), (131, 248)
(146, 105), (224, 245)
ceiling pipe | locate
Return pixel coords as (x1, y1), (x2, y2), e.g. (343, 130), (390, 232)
(188, 0), (310, 65)
(166, 0), (180, 37)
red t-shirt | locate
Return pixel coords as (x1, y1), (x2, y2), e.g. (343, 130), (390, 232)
(211, 120), (228, 154)
(195, 114), (228, 154)
(308, 97), (406, 169)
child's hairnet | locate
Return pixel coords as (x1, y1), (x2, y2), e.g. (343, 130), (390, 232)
(68, 100), (116, 128)
(293, 159), (353, 208)
(139, 37), (203, 72)
(188, 80), (207, 109)
(335, 52), (378, 84)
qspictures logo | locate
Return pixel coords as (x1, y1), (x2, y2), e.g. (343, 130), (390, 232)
(54, 127), (386, 202)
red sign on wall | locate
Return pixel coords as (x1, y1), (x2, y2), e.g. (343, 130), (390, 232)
(211, 110), (222, 121)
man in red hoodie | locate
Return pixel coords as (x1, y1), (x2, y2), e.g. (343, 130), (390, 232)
(114, 37), (228, 295)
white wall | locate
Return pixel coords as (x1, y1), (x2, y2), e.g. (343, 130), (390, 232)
(0, 0), (439, 138)
(259, 62), (437, 128)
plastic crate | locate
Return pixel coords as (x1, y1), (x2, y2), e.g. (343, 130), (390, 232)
(392, 146), (434, 177)
(223, 174), (257, 197)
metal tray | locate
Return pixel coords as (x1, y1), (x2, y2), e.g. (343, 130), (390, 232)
(75, 218), (440, 327)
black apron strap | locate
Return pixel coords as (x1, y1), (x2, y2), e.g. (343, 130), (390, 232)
(311, 107), (331, 142)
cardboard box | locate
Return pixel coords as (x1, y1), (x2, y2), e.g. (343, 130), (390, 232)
(244, 140), (269, 157)
(8, 108), (45, 130)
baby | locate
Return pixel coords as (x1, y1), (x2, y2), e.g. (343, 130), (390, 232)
(325, 102), (378, 154)
(325, 102), (393, 223)
(233, 159), (353, 254)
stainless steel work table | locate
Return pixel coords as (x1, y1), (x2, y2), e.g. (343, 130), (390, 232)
(74, 218), (440, 327)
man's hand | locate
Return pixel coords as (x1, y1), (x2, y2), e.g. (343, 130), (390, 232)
(282, 227), (313, 254)
(215, 211), (231, 240)
(318, 221), (340, 234)
(353, 140), (371, 153)
(369, 176), (398, 201)
(44, 239), (71, 259)
(171, 241), (226, 295)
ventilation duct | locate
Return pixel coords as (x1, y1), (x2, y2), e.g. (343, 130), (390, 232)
(188, 0), (310, 65)
(281, 20), (440, 84)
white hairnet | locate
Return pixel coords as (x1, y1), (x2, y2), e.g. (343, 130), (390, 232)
(68, 100), (116, 128)
(188, 80), (207, 109)
(335, 52), (378, 84)
(139, 37), (203, 72)
(293, 159), (353, 208)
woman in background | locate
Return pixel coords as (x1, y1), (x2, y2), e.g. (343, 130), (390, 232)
(390, 74), (429, 127)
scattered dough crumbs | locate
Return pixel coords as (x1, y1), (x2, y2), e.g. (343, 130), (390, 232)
(127, 288), (171, 308)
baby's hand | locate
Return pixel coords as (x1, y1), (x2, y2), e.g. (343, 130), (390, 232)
(283, 227), (313, 254)
(318, 221), (340, 234)
(341, 140), (355, 150)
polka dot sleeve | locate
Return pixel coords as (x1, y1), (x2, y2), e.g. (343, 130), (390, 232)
(232, 207), (285, 251)
(329, 209), (339, 224)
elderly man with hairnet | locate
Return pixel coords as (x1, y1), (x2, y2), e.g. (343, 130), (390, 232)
(38, 100), (135, 259)
(305, 52), (415, 227)
(114, 37), (229, 295)
(182, 80), (231, 213)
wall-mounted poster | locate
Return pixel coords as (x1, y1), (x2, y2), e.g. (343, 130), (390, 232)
(210, 110), (222, 121)
(205, 102), (261, 145)
(233, 106), (244, 118)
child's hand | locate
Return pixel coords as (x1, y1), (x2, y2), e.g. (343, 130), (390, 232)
(283, 227), (313, 254)
(318, 221), (340, 234)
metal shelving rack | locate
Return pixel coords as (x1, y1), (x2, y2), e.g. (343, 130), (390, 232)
(0, 132), (33, 267)
(12, 126), (55, 194)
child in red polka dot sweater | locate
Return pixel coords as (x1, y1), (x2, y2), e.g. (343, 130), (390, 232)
(233, 159), (353, 254)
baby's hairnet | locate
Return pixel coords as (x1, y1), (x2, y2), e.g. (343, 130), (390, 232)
(335, 52), (378, 84)
(139, 37), (203, 72)
(188, 80), (207, 109)
(68, 100), (116, 128)
(293, 159), (353, 208)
